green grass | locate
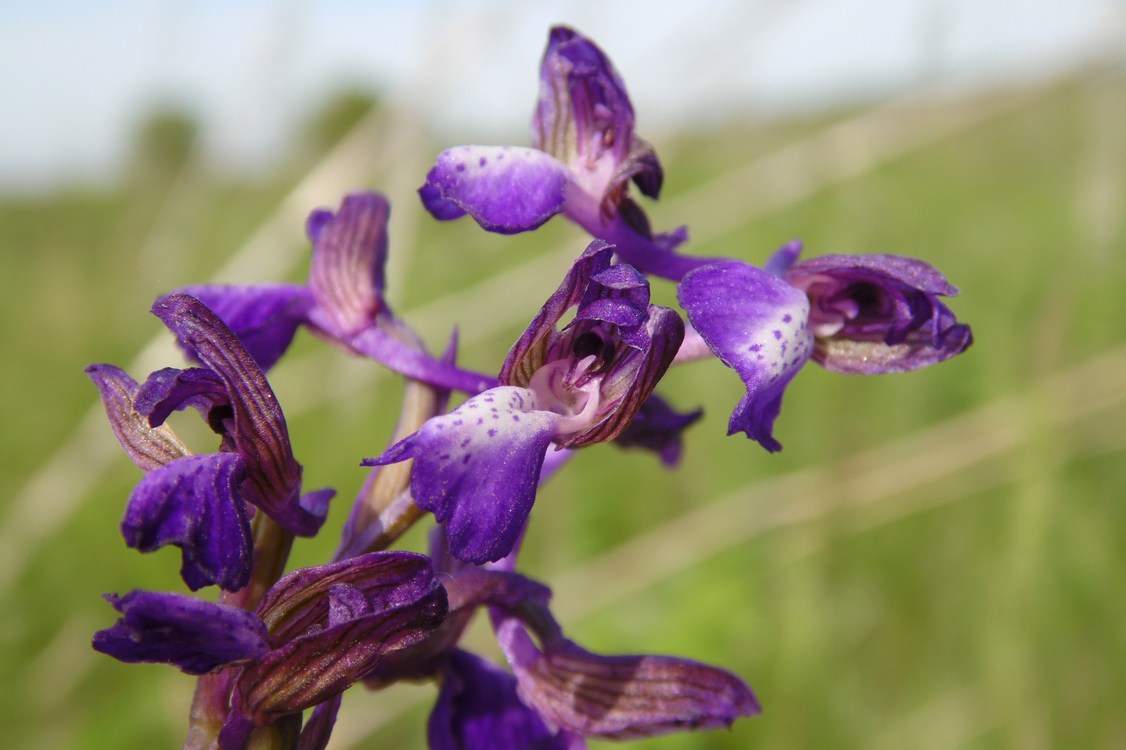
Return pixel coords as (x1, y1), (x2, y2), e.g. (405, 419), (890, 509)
(2, 74), (1125, 749)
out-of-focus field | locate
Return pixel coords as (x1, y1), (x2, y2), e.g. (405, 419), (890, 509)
(1, 73), (1124, 750)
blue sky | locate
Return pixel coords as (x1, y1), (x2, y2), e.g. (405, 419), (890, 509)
(0, 0), (1119, 190)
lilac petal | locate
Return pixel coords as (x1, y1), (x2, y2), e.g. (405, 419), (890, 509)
(500, 625), (760, 740)
(613, 393), (703, 467)
(365, 387), (560, 564)
(678, 261), (813, 452)
(420, 146), (568, 234)
(175, 283), (313, 371)
(85, 364), (188, 472)
(93, 590), (268, 675)
(152, 293), (329, 536)
(238, 553), (447, 722)
(307, 192), (390, 339)
(122, 453), (253, 591)
(429, 650), (570, 750)
(785, 253), (972, 373)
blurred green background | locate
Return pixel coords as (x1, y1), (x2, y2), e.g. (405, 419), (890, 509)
(2, 23), (1126, 750)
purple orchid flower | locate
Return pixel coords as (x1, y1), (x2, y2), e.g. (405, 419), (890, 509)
(677, 241), (972, 451)
(93, 552), (447, 747)
(419, 26), (714, 281)
(365, 241), (684, 564)
(179, 192), (495, 394)
(87, 294), (334, 590)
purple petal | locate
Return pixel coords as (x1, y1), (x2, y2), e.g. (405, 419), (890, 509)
(134, 366), (228, 431)
(582, 211), (713, 282)
(420, 146), (568, 234)
(296, 694), (342, 750)
(785, 253), (972, 373)
(763, 239), (803, 277)
(500, 626), (760, 740)
(175, 283), (313, 371)
(93, 590), (268, 674)
(121, 453), (253, 591)
(429, 650), (570, 750)
(501, 241), (614, 386)
(560, 304), (684, 449)
(365, 387), (560, 564)
(238, 553), (447, 722)
(678, 261), (813, 452)
(348, 323), (498, 395)
(151, 293), (329, 536)
(85, 364), (189, 472)
(574, 262), (651, 350)
(256, 552), (439, 645)
(306, 192), (390, 339)
(532, 26), (637, 181)
(613, 393), (703, 467)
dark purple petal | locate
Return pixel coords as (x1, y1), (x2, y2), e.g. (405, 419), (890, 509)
(574, 262), (651, 351)
(151, 293), (329, 536)
(785, 253), (972, 373)
(85, 364), (189, 472)
(419, 181), (469, 221)
(613, 394), (703, 467)
(256, 552), (439, 645)
(532, 26), (637, 187)
(306, 192), (390, 339)
(296, 694), (342, 750)
(678, 261), (813, 452)
(501, 241), (614, 387)
(560, 304), (684, 449)
(365, 387), (560, 564)
(121, 453), (253, 591)
(134, 366), (228, 432)
(498, 622), (760, 740)
(238, 553), (448, 722)
(93, 590), (267, 674)
(175, 283), (313, 371)
(420, 146), (568, 234)
(429, 650), (571, 750)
